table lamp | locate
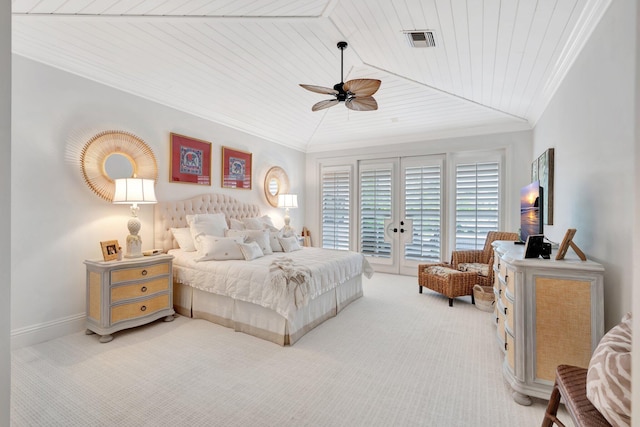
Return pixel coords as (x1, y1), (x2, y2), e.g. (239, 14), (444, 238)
(112, 178), (157, 258)
(277, 193), (298, 229)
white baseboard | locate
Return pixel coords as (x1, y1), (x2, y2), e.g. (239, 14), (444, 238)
(11, 313), (86, 349)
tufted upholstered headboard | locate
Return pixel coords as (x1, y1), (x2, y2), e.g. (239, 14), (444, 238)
(154, 193), (261, 253)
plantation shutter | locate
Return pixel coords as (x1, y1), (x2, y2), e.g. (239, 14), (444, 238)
(404, 164), (442, 262)
(455, 162), (500, 250)
(321, 167), (351, 250)
(360, 167), (392, 258)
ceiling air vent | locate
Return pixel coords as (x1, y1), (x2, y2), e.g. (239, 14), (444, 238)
(404, 31), (436, 48)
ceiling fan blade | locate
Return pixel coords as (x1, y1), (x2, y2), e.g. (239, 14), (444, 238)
(345, 96), (378, 112)
(300, 84), (339, 95)
(312, 99), (340, 112)
(343, 79), (381, 97)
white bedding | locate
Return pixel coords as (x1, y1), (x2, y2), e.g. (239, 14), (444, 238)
(170, 247), (373, 322)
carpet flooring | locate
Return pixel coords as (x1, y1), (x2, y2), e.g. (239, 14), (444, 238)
(11, 273), (569, 426)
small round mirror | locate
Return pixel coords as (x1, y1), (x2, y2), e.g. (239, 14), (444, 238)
(268, 178), (279, 196)
(104, 153), (134, 180)
(264, 166), (289, 207)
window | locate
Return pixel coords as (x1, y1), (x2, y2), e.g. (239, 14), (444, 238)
(321, 166), (351, 250)
(455, 162), (500, 250)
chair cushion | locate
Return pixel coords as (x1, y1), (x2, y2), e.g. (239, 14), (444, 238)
(458, 262), (490, 277)
(586, 312), (632, 427)
(426, 265), (457, 277)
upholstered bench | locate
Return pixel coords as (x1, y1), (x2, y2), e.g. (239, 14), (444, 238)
(418, 263), (477, 307)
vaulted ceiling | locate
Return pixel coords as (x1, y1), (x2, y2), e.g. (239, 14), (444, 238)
(11, 0), (609, 153)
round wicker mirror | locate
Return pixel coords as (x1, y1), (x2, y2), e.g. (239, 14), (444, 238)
(263, 166), (289, 207)
(81, 131), (158, 202)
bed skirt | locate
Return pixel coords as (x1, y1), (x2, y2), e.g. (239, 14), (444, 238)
(173, 276), (363, 345)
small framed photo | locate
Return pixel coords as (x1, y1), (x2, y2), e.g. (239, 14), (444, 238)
(100, 240), (120, 261)
(170, 133), (212, 185)
(221, 146), (252, 189)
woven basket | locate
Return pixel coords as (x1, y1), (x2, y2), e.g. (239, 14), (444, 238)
(473, 285), (495, 312)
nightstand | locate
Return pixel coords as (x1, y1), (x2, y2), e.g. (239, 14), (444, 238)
(84, 254), (175, 343)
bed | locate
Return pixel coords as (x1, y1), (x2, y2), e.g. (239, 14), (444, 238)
(154, 193), (372, 345)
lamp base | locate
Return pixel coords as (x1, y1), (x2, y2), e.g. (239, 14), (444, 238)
(124, 216), (143, 258)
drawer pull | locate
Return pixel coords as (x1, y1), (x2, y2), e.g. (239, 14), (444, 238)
(141, 286), (147, 293)
(504, 307), (508, 315)
(505, 342), (508, 351)
(140, 305), (147, 312)
(141, 269), (148, 276)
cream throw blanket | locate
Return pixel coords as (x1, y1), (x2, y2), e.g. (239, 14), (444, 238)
(269, 256), (312, 308)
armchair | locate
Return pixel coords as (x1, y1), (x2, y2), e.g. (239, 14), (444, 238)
(450, 231), (519, 287)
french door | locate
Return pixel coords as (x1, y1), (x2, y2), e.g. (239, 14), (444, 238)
(358, 156), (444, 275)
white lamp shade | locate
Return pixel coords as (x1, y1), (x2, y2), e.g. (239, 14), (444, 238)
(277, 194), (298, 209)
(112, 178), (157, 204)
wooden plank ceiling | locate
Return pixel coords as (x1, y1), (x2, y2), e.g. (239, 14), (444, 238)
(11, 0), (610, 153)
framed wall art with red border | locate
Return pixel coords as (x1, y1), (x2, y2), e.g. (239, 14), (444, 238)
(221, 146), (252, 189)
(170, 133), (212, 185)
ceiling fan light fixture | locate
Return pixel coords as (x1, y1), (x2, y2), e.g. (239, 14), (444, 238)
(299, 41), (381, 112)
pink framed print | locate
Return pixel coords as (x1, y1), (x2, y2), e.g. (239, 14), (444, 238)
(221, 146), (252, 189)
(170, 133), (212, 185)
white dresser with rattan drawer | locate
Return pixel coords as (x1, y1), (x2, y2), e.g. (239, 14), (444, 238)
(84, 254), (174, 343)
(491, 241), (604, 405)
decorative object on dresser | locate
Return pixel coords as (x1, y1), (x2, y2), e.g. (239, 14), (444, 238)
(80, 130), (158, 202)
(278, 193), (298, 229)
(169, 133), (212, 185)
(263, 166), (289, 207)
(100, 240), (120, 261)
(556, 228), (586, 261)
(113, 178), (157, 258)
(221, 146), (252, 189)
(492, 240), (604, 406)
(84, 254), (175, 343)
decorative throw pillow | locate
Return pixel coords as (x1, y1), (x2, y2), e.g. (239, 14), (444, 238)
(187, 213), (229, 251)
(269, 231), (284, 252)
(278, 235), (302, 253)
(229, 218), (245, 230)
(170, 227), (196, 252)
(241, 215), (278, 231)
(226, 229), (273, 255)
(586, 312), (632, 427)
(195, 236), (244, 262)
(238, 241), (264, 261)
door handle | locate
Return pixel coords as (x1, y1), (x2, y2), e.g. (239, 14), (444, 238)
(393, 228), (398, 233)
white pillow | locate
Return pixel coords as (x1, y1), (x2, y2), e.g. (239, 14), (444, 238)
(187, 213), (229, 251)
(229, 218), (245, 230)
(171, 227), (196, 252)
(269, 231), (284, 252)
(238, 241), (264, 261)
(226, 229), (273, 255)
(242, 215), (279, 231)
(242, 217), (265, 230)
(195, 236), (244, 262)
(278, 235), (302, 253)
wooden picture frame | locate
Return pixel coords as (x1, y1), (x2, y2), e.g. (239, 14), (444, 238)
(100, 240), (120, 261)
(556, 228), (586, 261)
(221, 146), (252, 189)
(170, 133), (212, 185)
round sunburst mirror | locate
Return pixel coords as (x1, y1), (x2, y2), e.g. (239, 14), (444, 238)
(81, 131), (158, 202)
(264, 166), (289, 207)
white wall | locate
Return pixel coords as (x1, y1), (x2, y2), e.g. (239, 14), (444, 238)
(633, 2), (640, 424)
(1, 1), (11, 425)
(11, 55), (305, 347)
(304, 130), (532, 261)
(532, 0), (635, 330)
